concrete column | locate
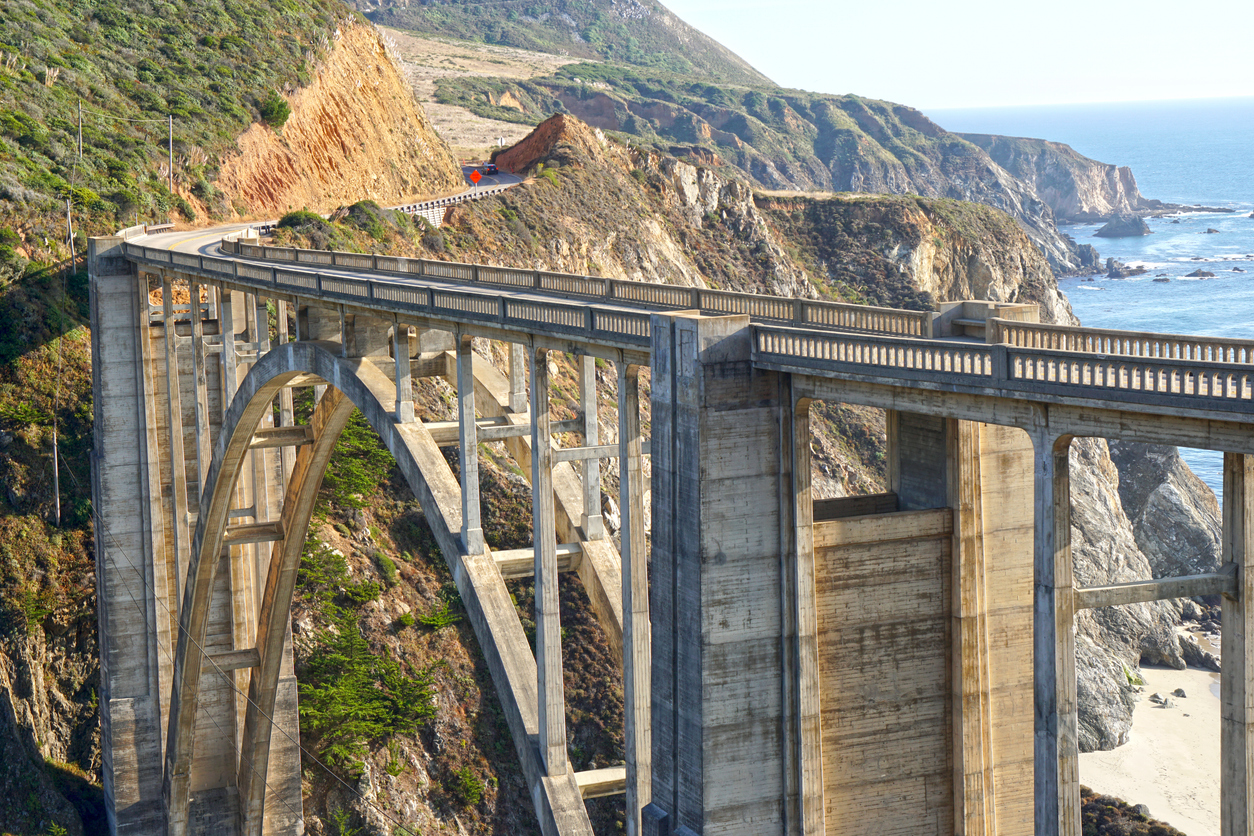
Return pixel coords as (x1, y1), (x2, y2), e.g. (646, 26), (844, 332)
(1032, 432), (1079, 836)
(189, 277), (211, 491)
(1222, 452), (1254, 836)
(394, 319), (414, 423)
(275, 301), (296, 484)
(579, 355), (604, 539)
(950, 419), (997, 836)
(509, 342), (528, 414)
(161, 276), (191, 603)
(646, 312), (808, 835)
(457, 335), (484, 555)
(531, 346), (568, 775)
(221, 287), (239, 404)
(89, 237), (166, 833)
(619, 362), (650, 834)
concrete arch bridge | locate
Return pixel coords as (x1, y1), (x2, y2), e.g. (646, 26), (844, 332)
(89, 228), (1254, 836)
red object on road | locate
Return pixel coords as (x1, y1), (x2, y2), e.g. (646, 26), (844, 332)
(469, 169), (482, 184)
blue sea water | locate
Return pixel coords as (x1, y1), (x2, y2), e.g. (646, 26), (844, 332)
(928, 98), (1254, 500)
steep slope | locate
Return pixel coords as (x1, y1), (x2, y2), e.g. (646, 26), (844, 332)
(440, 68), (1090, 271)
(362, 0), (772, 86)
(214, 20), (464, 217)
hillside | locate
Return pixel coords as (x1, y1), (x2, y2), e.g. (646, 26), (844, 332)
(0, 0), (463, 260)
(361, 0), (772, 86)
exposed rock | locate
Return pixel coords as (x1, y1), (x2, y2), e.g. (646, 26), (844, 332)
(1107, 441), (1221, 579)
(1095, 215), (1152, 238)
(1186, 269), (1217, 278)
(1074, 243), (1102, 272)
(1234, 267), (1246, 272)
(1205, 228), (1221, 233)
(1180, 634), (1221, 671)
(1153, 277), (1170, 283)
(1172, 688), (1187, 698)
(1106, 257), (1148, 278)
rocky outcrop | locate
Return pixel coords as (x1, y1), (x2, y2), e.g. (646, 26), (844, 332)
(958, 133), (1148, 223)
(214, 20), (465, 218)
(1106, 258), (1148, 278)
(1096, 215), (1152, 238)
(1107, 442), (1222, 579)
(1186, 269), (1216, 278)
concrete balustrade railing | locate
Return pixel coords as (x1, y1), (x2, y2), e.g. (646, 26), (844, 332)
(990, 317), (1254, 364)
(220, 238), (937, 337)
(755, 324), (1254, 414)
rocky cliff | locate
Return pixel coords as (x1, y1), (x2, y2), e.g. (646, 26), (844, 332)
(214, 20), (465, 217)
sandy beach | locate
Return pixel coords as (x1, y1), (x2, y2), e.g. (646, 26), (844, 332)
(1080, 663), (1220, 836)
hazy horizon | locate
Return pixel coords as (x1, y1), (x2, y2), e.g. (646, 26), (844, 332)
(660, 0), (1254, 109)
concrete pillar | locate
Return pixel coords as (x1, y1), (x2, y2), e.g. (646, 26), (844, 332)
(161, 276), (191, 603)
(509, 342), (528, 414)
(1222, 452), (1254, 836)
(393, 319), (414, 423)
(619, 362), (650, 834)
(89, 237), (167, 833)
(1032, 433), (1079, 836)
(579, 355), (604, 539)
(189, 277), (211, 491)
(457, 335), (484, 555)
(275, 301), (296, 484)
(531, 346), (568, 774)
(645, 312), (815, 835)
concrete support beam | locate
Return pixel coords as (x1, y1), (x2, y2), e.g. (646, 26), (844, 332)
(493, 543), (583, 580)
(1076, 568), (1238, 609)
(457, 335), (484, 555)
(423, 417), (581, 446)
(579, 355), (605, 539)
(1222, 451), (1254, 836)
(224, 521), (284, 545)
(554, 444), (618, 463)
(209, 648), (260, 672)
(249, 426), (315, 449)
(532, 346), (568, 776)
(577, 766), (628, 799)
(620, 363), (651, 835)
(1032, 433), (1080, 836)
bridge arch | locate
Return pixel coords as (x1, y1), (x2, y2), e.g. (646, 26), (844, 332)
(162, 340), (555, 836)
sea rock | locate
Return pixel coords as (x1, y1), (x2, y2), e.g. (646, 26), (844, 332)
(1171, 219), (1181, 224)
(1180, 633), (1221, 672)
(1106, 257), (1147, 278)
(1205, 228), (1221, 234)
(1235, 267), (1246, 273)
(1186, 269), (1216, 278)
(1153, 278), (1169, 283)
(1075, 243), (1102, 271)
(1095, 214), (1152, 238)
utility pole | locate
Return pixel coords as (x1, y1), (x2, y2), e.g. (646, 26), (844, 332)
(168, 114), (173, 194)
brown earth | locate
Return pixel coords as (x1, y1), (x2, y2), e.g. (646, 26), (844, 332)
(214, 20), (465, 218)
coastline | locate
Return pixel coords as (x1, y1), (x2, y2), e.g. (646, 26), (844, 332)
(1079, 661), (1220, 836)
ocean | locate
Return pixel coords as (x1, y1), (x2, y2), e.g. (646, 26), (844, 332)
(928, 98), (1254, 501)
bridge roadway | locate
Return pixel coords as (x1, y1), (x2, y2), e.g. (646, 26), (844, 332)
(90, 225), (1254, 836)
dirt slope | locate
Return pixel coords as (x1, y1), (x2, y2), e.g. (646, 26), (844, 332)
(215, 20), (465, 216)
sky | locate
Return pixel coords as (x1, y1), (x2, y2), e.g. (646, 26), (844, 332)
(659, 0), (1254, 109)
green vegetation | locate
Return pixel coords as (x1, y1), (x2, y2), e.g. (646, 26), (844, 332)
(297, 536), (436, 773)
(370, 0), (769, 85)
(258, 90), (291, 129)
(320, 408), (396, 510)
(447, 765), (484, 807)
(417, 598), (461, 630)
(0, 0), (347, 236)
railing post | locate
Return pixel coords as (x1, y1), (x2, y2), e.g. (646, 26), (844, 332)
(531, 346), (568, 775)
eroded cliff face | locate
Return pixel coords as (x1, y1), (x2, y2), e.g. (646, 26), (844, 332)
(213, 20), (464, 218)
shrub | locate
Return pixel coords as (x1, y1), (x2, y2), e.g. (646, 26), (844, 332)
(258, 90), (291, 129)
(396, 612), (415, 628)
(418, 598), (461, 630)
(448, 766), (483, 807)
(374, 551), (399, 587)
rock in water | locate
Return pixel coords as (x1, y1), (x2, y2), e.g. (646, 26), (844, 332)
(1095, 214), (1152, 237)
(1205, 228), (1221, 234)
(1106, 257), (1148, 278)
(1186, 269), (1217, 278)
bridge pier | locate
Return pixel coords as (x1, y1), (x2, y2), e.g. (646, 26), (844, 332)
(1222, 452), (1254, 836)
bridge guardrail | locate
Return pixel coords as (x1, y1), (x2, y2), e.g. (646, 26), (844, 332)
(125, 242), (654, 350)
(990, 318), (1254, 364)
(220, 239), (936, 338)
(756, 324), (1254, 414)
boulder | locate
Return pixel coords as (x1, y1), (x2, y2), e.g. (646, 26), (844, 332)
(1095, 214), (1152, 237)
(1235, 267), (1246, 273)
(1186, 269), (1216, 278)
(1172, 687), (1187, 698)
(1205, 228), (1221, 234)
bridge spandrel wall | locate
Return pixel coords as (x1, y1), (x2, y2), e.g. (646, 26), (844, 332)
(814, 507), (954, 834)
